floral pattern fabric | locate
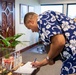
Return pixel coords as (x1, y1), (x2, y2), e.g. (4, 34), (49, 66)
(37, 10), (76, 75)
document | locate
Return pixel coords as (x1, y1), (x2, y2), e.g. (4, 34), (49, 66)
(14, 61), (37, 74)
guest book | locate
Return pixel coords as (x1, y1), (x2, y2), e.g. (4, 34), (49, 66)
(14, 61), (37, 74)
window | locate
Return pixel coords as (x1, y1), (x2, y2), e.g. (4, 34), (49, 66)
(20, 4), (28, 24)
(67, 4), (76, 19)
(41, 4), (63, 13)
(28, 6), (34, 12)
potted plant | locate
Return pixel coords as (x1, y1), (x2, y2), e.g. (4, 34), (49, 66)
(0, 33), (24, 58)
(0, 33), (24, 73)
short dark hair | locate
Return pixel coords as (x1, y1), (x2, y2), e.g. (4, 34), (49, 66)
(24, 12), (36, 24)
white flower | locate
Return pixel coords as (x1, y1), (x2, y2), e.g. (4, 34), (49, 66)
(65, 32), (70, 37)
(64, 67), (69, 71)
(41, 33), (45, 41)
(53, 32), (56, 34)
(56, 15), (58, 18)
(45, 30), (50, 38)
(63, 51), (71, 59)
(61, 15), (64, 19)
(70, 40), (76, 47)
(42, 28), (50, 38)
(70, 25), (75, 30)
(65, 43), (69, 47)
(69, 44), (76, 55)
(57, 25), (61, 30)
(73, 31), (76, 35)
(66, 17), (70, 20)
(46, 30), (50, 34)
(42, 28), (45, 32)
(69, 20), (74, 24)
(44, 23), (46, 25)
(51, 14), (56, 22)
(46, 24), (51, 29)
(40, 15), (42, 19)
(56, 12), (64, 21)
(40, 20), (42, 24)
(62, 21), (69, 24)
(72, 47), (75, 51)
(47, 22), (55, 25)
(62, 21), (70, 31)
(70, 40), (75, 44)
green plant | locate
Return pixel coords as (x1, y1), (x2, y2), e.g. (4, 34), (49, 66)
(0, 33), (24, 58)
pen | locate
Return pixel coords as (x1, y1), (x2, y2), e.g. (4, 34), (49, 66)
(34, 58), (37, 63)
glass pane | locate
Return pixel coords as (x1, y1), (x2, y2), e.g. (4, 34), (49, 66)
(20, 4), (28, 24)
(41, 5), (63, 13)
(68, 4), (76, 19)
(29, 6), (34, 12)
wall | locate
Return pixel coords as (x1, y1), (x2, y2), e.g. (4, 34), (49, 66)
(15, 0), (41, 51)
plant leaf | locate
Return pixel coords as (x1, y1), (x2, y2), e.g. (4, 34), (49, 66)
(0, 35), (10, 47)
(5, 37), (13, 41)
(11, 40), (21, 47)
(14, 33), (24, 39)
(2, 39), (11, 47)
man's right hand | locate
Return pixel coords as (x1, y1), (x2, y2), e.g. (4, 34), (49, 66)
(31, 58), (55, 68)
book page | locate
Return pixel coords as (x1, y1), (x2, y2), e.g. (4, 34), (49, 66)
(14, 61), (37, 74)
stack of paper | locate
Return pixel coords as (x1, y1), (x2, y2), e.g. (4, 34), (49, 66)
(14, 61), (37, 74)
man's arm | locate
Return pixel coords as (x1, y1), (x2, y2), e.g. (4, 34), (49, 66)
(48, 34), (66, 60)
(31, 34), (66, 67)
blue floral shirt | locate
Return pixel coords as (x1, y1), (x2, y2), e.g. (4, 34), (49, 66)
(37, 10), (76, 75)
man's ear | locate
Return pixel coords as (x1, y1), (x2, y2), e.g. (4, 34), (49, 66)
(29, 20), (34, 24)
(30, 20), (34, 24)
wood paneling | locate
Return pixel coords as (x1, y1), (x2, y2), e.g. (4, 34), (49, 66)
(0, 0), (15, 37)
(0, 0), (15, 57)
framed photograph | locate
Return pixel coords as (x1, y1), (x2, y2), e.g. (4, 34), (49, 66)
(28, 6), (34, 12)
(20, 4), (28, 24)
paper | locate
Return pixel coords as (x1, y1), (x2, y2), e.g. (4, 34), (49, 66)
(14, 61), (37, 74)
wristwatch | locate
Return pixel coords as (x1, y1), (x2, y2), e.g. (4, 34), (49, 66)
(46, 56), (55, 64)
(46, 56), (51, 61)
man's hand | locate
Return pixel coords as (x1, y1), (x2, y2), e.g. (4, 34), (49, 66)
(31, 58), (55, 68)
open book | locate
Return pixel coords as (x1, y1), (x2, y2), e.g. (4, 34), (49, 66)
(14, 61), (37, 74)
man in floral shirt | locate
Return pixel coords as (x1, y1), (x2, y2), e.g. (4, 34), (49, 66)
(24, 10), (76, 75)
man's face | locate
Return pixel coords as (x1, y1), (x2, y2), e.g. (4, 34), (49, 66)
(25, 20), (38, 32)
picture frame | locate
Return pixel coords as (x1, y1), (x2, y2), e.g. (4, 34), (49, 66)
(20, 4), (28, 24)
